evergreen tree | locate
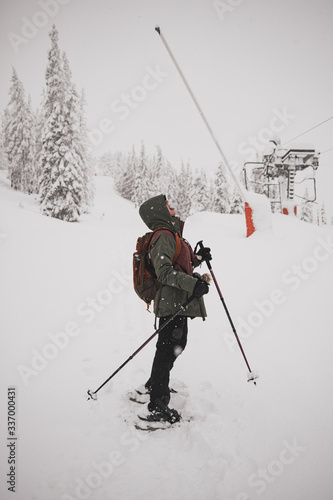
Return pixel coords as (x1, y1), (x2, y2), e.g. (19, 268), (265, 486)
(113, 151), (125, 180)
(192, 168), (210, 214)
(39, 26), (87, 222)
(149, 144), (168, 197)
(132, 142), (150, 207)
(115, 146), (136, 201)
(248, 166), (265, 195)
(163, 158), (176, 200)
(229, 189), (244, 214)
(299, 191), (314, 224)
(1, 108), (10, 176)
(321, 202), (327, 225)
(0, 112), (8, 170)
(97, 151), (114, 176)
(22, 95), (36, 194)
(206, 177), (216, 212)
(34, 106), (44, 189)
(149, 144), (161, 197)
(174, 161), (192, 219)
(213, 162), (230, 213)
(78, 88), (95, 212)
(4, 68), (36, 193)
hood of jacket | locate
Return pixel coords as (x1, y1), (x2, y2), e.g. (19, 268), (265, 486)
(139, 194), (181, 233)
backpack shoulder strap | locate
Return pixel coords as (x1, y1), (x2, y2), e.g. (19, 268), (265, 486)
(173, 234), (182, 264)
(150, 227), (182, 264)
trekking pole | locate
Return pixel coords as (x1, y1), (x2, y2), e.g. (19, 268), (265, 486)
(87, 295), (195, 400)
(195, 241), (258, 385)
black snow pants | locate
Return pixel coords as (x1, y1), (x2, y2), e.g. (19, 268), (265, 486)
(146, 315), (188, 410)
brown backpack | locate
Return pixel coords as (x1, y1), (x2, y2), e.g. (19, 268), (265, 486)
(133, 227), (181, 309)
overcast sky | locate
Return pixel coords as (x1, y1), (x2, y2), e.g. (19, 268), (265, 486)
(1, 0), (332, 213)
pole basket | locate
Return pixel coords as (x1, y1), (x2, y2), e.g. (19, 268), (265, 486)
(247, 371), (259, 385)
(87, 389), (98, 401)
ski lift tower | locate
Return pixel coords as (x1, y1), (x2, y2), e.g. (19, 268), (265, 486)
(243, 137), (320, 215)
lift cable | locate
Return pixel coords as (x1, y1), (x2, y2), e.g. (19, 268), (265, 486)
(321, 147), (333, 155)
(280, 116), (333, 147)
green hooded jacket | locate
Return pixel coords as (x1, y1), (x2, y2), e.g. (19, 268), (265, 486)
(139, 194), (207, 319)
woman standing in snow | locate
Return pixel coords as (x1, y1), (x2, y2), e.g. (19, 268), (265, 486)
(139, 194), (211, 423)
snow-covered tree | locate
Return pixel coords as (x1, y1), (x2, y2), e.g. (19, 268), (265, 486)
(248, 166), (265, 195)
(97, 150), (126, 179)
(149, 144), (171, 198)
(229, 189), (244, 214)
(1, 108), (10, 176)
(205, 177), (216, 212)
(299, 191), (314, 224)
(132, 142), (150, 207)
(39, 25), (90, 222)
(321, 202), (327, 225)
(97, 143), (231, 218)
(115, 146), (136, 201)
(191, 168), (210, 214)
(78, 88), (95, 213)
(34, 106), (44, 188)
(22, 95), (36, 194)
(97, 151), (114, 176)
(4, 68), (36, 193)
(113, 143), (178, 206)
(212, 162), (230, 213)
(112, 151), (125, 180)
(174, 161), (193, 219)
(0, 112), (8, 171)
(164, 159), (177, 201)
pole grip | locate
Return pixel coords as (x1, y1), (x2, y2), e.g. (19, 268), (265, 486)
(195, 240), (212, 270)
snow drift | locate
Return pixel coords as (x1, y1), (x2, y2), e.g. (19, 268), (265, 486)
(0, 171), (333, 500)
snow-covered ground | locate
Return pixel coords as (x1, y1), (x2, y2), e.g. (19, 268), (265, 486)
(1, 171), (333, 500)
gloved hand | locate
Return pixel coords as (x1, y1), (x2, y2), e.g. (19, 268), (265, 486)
(193, 278), (210, 298)
(195, 245), (212, 262)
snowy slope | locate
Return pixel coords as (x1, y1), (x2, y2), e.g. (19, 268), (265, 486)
(1, 171), (333, 500)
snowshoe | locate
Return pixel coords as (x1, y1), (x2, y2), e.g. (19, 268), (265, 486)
(128, 387), (150, 405)
(135, 411), (179, 432)
(128, 384), (178, 405)
(134, 418), (172, 432)
(135, 408), (192, 432)
(147, 398), (181, 424)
